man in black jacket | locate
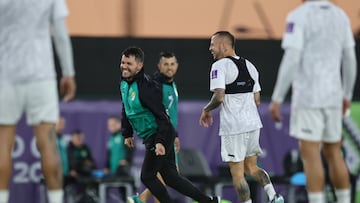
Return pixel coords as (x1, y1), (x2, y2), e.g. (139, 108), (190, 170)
(119, 47), (220, 203)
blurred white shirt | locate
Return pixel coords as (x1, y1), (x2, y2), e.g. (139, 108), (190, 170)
(282, 0), (355, 108)
(0, 0), (68, 84)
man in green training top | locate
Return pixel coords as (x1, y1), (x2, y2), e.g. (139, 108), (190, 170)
(119, 46), (220, 203)
(128, 52), (181, 203)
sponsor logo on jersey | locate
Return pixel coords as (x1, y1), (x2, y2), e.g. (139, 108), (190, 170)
(211, 70), (218, 79)
(286, 22), (294, 33)
(130, 91), (136, 101)
(237, 81), (246, 86)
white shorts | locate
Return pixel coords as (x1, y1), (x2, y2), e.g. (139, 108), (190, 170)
(0, 79), (59, 125)
(290, 108), (342, 143)
(220, 129), (263, 162)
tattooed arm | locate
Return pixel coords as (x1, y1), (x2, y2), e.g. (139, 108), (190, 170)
(199, 88), (225, 127)
(203, 88), (225, 112)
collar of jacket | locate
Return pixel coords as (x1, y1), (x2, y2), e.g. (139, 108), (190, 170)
(121, 68), (145, 84)
(153, 71), (173, 85)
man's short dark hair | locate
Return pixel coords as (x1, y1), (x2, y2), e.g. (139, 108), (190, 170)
(159, 51), (176, 58)
(213, 31), (235, 49)
(159, 51), (177, 63)
(122, 46), (145, 63)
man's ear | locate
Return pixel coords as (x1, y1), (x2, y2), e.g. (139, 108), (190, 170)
(137, 62), (144, 71)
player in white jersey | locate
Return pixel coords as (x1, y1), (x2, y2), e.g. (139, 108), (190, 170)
(0, 0), (76, 203)
(269, 1), (357, 203)
(200, 31), (284, 203)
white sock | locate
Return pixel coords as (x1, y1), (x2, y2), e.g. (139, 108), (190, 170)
(0, 190), (9, 203)
(308, 192), (325, 203)
(335, 188), (350, 203)
(264, 183), (276, 201)
(243, 199), (252, 203)
(47, 189), (63, 203)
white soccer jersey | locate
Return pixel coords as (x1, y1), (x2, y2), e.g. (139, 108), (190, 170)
(210, 57), (263, 136)
(0, 0), (68, 84)
(282, 0), (355, 108)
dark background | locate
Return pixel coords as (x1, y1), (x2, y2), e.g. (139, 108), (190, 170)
(57, 37), (360, 101)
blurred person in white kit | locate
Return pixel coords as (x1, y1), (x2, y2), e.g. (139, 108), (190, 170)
(0, 0), (76, 203)
(269, 1), (357, 203)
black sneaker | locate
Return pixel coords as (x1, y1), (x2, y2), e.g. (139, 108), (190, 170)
(210, 196), (221, 203)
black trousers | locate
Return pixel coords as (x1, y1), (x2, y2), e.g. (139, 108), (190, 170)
(140, 134), (211, 203)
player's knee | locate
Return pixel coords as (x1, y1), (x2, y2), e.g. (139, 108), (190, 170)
(43, 158), (59, 172)
(231, 169), (246, 182)
(322, 146), (342, 162)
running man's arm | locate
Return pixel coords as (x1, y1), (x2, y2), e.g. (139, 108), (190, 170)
(139, 78), (173, 148)
(121, 103), (134, 139)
